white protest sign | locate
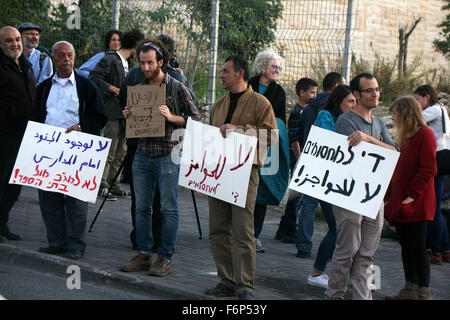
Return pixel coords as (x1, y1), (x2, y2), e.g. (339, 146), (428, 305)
(288, 125), (399, 219)
(9, 121), (111, 203)
(178, 118), (257, 208)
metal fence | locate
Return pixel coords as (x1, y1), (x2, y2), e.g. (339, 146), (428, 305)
(1, 0), (358, 115)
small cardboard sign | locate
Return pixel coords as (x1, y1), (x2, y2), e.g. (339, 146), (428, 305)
(126, 84), (166, 138)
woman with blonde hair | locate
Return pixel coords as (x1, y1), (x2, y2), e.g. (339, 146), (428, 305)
(384, 96), (437, 300)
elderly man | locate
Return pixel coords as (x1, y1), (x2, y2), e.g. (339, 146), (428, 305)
(205, 55), (277, 300)
(18, 22), (53, 85)
(34, 41), (107, 260)
(0, 26), (36, 242)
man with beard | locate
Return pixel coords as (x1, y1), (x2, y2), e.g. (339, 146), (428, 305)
(18, 23), (53, 85)
(34, 41), (107, 260)
(325, 73), (397, 300)
(120, 39), (200, 276)
(0, 26), (36, 242)
(90, 29), (144, 200)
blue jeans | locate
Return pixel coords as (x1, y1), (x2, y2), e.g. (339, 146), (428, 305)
(428, 174), (449, 253)
(314, 204), (337, 273)
(133, 151), (179, 259)
(296, 194), (334, 254)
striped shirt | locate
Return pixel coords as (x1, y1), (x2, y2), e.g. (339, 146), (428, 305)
(138, 73), (200, 157)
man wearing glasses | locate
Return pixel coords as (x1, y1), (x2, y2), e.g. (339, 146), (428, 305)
(325, 73), (398, 300)
(18, 22), (53, 85)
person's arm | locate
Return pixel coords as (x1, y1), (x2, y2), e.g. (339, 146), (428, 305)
(89, 55), (118, 96)
(347, 131), (397, 151)
(291, 141), (301, 159)
(78, 52), (104, 79)
(422, 104), (441, 123)
(405, 128), (437, 202)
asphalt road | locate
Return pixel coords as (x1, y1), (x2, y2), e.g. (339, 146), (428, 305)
(0, 259), (167, 300)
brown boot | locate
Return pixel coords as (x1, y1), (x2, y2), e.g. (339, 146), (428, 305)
(418, 287), (432, 300)
(148, 256), (171, 276)
(120, 253), (152, 272)
(386, 281), (418, 300)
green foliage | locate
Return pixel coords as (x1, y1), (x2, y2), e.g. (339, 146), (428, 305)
(434, 0), (450, 58)
(351, 54), (425, 112)
(0, 0), (52, 27)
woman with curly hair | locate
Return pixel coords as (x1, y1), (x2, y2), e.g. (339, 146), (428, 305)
(249, 50), (288, 253)
(384, 96), (437, 300)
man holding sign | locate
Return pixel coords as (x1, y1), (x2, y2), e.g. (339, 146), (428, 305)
(120, 39), (199, 276)
(34, 41), (107, 260)
(325, 73), (398, 300)
(205, 56), (277, 300)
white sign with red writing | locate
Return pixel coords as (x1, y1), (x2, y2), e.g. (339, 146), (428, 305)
(9, 121), (111, 203)
(288, 125), (399, 219)
(178, 118), (257, 208)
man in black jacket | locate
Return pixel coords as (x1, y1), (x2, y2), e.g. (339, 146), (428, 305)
(90, 29), (144, 200)
(34, 41), (107, 259)
(0, 26), (36, 242)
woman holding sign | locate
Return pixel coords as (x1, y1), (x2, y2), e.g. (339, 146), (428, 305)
(303, 85), (356, 289)
(385, 96), (437, 300)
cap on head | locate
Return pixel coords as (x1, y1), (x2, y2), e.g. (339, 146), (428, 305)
(18, 22), (42, 33)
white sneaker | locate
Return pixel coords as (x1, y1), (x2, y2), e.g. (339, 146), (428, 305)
(255, 238), (265, 253)
(369, 283), (377, 290)
(307, 274), (329, 289)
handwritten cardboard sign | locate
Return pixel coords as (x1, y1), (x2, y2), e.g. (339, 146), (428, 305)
(178, 118), (257, 208)
(288, 125), (399, 219)
(9, 121), (111, 203)
(126, 84), (166, 138)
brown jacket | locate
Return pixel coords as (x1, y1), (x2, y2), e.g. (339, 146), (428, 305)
(210, 85), (277, 167)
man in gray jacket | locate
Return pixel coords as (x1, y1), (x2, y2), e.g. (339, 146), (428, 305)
(90, 29), (144, 199)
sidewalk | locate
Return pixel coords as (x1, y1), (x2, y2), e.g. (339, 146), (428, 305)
(1, 185), (449, 300)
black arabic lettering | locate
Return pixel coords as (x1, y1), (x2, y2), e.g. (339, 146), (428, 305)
(360, 183), (382, 203)
(325, 178), (355, 197)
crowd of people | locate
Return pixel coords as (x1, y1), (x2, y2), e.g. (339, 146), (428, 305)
(0, 22), (449, 300)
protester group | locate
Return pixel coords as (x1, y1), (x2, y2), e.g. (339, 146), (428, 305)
(0, 22), (449, 301)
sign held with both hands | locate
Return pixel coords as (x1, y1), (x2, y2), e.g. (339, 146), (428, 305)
(126, 84), (166, 138)
(288, 126), (399, 219)
(9, 121), (111, 203)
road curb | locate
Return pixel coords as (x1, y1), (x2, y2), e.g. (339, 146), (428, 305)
(0, 243), (215, 300)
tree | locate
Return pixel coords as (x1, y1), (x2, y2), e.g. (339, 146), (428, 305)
(434, 0), (450, 58)
(397, 17), (421, 78)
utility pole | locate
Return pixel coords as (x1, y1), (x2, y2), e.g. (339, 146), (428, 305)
(342, 0), (355, 83)
(206, 0), (220, 123)
(112, 0), (121, 30)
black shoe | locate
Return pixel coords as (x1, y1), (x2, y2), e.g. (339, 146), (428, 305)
(39, 247), (67, 254)
(274, 227), (284, 240)
(296, 250), (312, 258)
(0, 230), (21, 241)
(64, 249), (84, 260)
(281, 234), (297, 244)
(0, 235), (5, 243)
(238, 290), (255, 300)
(205, 283), (236, 297)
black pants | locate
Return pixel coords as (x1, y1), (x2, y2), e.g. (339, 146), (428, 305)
(0, 133), (22, 232)
(396, 220), (430, 287)
(125, 142), (162, 247)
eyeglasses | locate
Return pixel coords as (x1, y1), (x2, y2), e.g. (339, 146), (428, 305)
(269, 64), (282, 72)
(360, 87), (382, 94)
